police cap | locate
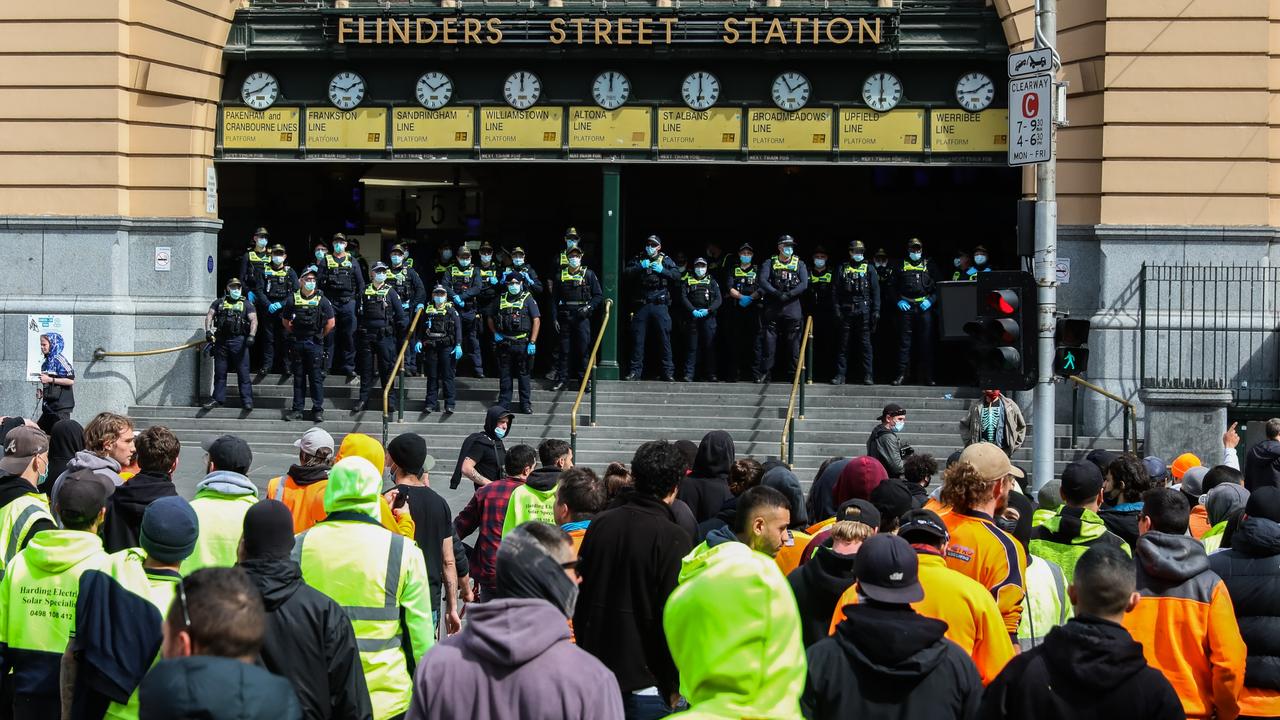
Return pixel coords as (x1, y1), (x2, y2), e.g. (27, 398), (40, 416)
(226, 277), (243, 288)
(564, 227), (580, 240)
(566, 245), (584, 257)
(694, 257), (709, 266)
(973, 244), (989, 254)
(777, 234), (796, 246)
(270, 244), (286, 254)
(850, 240), (866, 252)
(813, 246), (828, 257)
(371, 261), (389, 272)
(873, 247), (888, 258)
(646, 235), (662, 248)
(907, 238), (923, 249)
(479, 242), (494, 253)
(253, 227), (269, 237)
(511, 246), (526, 255)
(299, 268), (318, 279)
(332, 232), (347, 242)
(504, 271), (524, 285)
(738, 243), (754, 253)
(391, 244), (407, 254)
(456, 245), (472, 257)
(431, 284), (448, 294)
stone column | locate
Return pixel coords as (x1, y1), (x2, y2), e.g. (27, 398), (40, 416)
(1139, 387), (1232, 466)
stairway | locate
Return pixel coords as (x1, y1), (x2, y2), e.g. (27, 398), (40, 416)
(130, 374), (1118, 491)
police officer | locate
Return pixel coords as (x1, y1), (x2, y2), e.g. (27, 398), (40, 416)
(893, 238), (939, 386)
(722, 243), (764, 382)
(807, 246), (836, 381)
(951, 250), (977, 281)
(238, 227), (271, 361)
(318, 233), (364, 380)
(282, 268), (334, 423)
(551, 245), (602, 391)
(624, 235), (679, 381)
(352, 262), (406, 414)
(972, 244), (993, 273)
(559, 227), (581, 268)
(444, 246), (485, 378)
(489, 273), (540, 413)
(468, 242), (503, 371)
(308, 240), (328, 275)
(387, 243), (426, 375)
(681, 257), (721, 382)
(833, 240), (881, 386)
(258, 244), (298, 377)
(415, 285), (462, 414)
(431, 243), (455, 286)
(871, 246), (896, 382)
(504, 246), (543, 294)
(203, 278), (257, 411)
(757, 234), (809, 381)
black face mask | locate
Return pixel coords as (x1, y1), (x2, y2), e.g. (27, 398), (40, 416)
(995, 516), (1019, 534)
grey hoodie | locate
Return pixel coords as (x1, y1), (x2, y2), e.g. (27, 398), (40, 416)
(196, 470), (258, 497)
(49, 451), (122, 517)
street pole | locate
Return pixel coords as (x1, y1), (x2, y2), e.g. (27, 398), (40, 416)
(1031, 0), (1057, 494)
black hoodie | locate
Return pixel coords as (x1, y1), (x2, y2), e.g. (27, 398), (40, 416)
(1247, 439), (1280, 492)
(678, 430), (736, 523)
(239, 557), (373, 720)
(1211, 516), (1280, 691)
(525, 465), (561, 492)
(140, 656), (301, 720)
(803, 602), (982, 720)
(787, 544), (856, 647)
(977, 615), (1183, 720)
(101, 469), (178, 553)
(451, 406), (512, 490)
(0, 474), (54, 552)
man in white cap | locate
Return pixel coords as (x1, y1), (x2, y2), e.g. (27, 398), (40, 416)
(265, 427), (337, 534)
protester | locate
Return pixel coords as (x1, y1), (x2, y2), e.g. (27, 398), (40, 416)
(49, 412), (130, 499)
(140, 567), (301, 720)
(1144, 456), (1171, 488)
(869, 478), (913, 534)
(1031, 479), (1063, 526)
(603, 461), (632, 501)
(977, 545), (1184, 720)
(788, 520), (860, 648)
(265, 427), (336, 533)
(1007, 502), (1071, 652)
(762, 466), (811, 574)
(502, 438), (572, 535)
(1202, 482), (1249, 553)
(665, 487), (805, 720)
(903, 453), (936, 509)
(803, 498), (880, 564)
(43, 418), (83, 495)
(333, 433), (416, 537)
(1098, 453), (1153, 546)
(678, 430), (736, 523)
(1172, 452), (1202, 483)
(1178, 465), (1212, 538)
(575, 440), (692, 719)
(183, 435), (258, 573)
(806, 457), (848, 522)
(454, 444), (537, 600)
(1085, 449), (1117, 477)
(1202, 464), (1245, 495)
(867, 404), (910, 478)
(451, 406), (513, 490)
(1029, 461), (1130, 583)
(1124, 487), (1245, 720)
(385, 432), (459, 633)
(102, 425), (180, 553)
(728, 457), (764, 496)
(554, 467), (606, 554)
(0, 426), (55, 566)
(803, 533), (983, 720)
(237, 500), (372, 720)
(833, 455), (889, 510)
(960, 388), (1026, 455)
(1245, 418), (1280, 491)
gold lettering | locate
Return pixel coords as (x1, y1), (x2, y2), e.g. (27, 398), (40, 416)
(357, 17), (370, 44)
(337, 17), (353, 43)
(616, 16), (632, 45)
(745, 16), (763, 44)
(463, 17), (482, 43)
(858, 17), (882, 44)
(550, 17), (567, 44)
(659, 17), (677, 44)
(594, 18), (613, 44)
(571, 18), (587, 44)
(764, 18), (786, 43)
(826, 17), (853, 44)
(389, 18), (409, 44)
(813, 16), (819, 43)
(416, 18), (437, 43)
(441, 17), (457, 44)
(375, 17), (383, 43)
(722, 18), (740, 44)
(485, 17), (503, 44)
(636, 18), (652, 45)
(791, 17), (807, 44)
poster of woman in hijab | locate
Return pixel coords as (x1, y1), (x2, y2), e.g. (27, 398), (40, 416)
(28, 316), (75, 433)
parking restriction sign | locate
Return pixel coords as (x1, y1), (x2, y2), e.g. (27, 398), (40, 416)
(1008, 73), (1052, 166)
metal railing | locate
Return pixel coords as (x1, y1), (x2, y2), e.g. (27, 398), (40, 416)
(569, 299), (613, 457)
(94, 337), (208, 407)
(382, 307), (425, 445)
(779, 316), (814, 467)
(1068, 375), (1137, 454)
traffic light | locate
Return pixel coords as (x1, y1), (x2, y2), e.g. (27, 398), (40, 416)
(1054, 318), (1091, 377)
(963, 271), (1038, 390)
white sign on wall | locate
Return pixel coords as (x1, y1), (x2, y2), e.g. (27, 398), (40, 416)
(1056, 258), (1071, 284)
(27, 315), (74, 381)
(205, 166), (218, 214)
(1008, 73), (1053, 166)
(154, 246), (172, 272)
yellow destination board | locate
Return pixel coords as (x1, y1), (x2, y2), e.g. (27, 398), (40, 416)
(657, 108), (741, 151)
(221, 107), (301, 150)
(479, 107), (563, 149)
(930, 109), (1008, 152)
(306, 108), (387, 150)
(838, 108), (925, 153)
(568, 107), (651, 150)
(746, 108), (832, 152)
(392, 107), (474, 149)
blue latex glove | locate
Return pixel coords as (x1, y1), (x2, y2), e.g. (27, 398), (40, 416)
(527, 342), (537, 356)
(453, 345), (462, 361)
(965, 266), (978, 277)
(897, 300), (911, 312)
(693, 309), (708, 319)
(453, 294), (464, 307)
(488, 275), (499, 285)
(267, 302), (282, 314)
(738, 296), (752, 308)
(247, 291), (256, 304)
(414, 341), (422, 353)
(416, 303), (425, 312)
(521, 271), (531, 282)
(640, 259), (651, 270)
(494, 332), (505, 342)
(920, 298), (933, 311)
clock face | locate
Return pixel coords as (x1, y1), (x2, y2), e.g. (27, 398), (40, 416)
(328, 71), (365, 111)
(681, 71), (721, 111)
(771, 71), (811, 112)
(241, 71), (279, 110)
(862, 72), (903, 112)
(415, 72), (453, 110)
(503, 71), (542, 110)
(592, 71), (631, 110)
(955, 71), (995, 112)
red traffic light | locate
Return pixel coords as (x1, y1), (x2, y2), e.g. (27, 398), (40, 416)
(985, 289), (1020, 315)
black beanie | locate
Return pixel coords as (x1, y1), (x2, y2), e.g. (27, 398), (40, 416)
(388, 433), (427, 476)
(242, 500), (296, 560)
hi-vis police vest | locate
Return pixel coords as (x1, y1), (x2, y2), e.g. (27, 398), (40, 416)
(422, 304), (457, 345)
(559, 268), (591, 304)
(215, 299), (251, 338)
(898, 259), (934, 301)
(290, 292), (322, 339)
(324, 254), (357, 299)
(770, 256), (801, 293)
(733, 265), (759, 295)
(361, 284), (392, 328)
(686, 275), (716, 309)
(497, 292), (532, 339)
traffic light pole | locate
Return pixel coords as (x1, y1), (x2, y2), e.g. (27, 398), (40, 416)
(1031, 0), (1058, 494)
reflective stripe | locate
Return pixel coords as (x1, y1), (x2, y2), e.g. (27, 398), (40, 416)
(1047, 559), (1069, 624)
(272, 478), (286, 502)
(291, 530), (308, 564)
(318, 533), (404, 623)
(5, 505), (45, 563)
(347, 606), (401, 622)
(356, 635), (403, 653)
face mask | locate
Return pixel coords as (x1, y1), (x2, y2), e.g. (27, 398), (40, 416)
(677, 264), (687, 274)
(494, 426), (507, 439)
(374, 272), (387, 284)
(442, 249), (454, 261)
(740, 255), (753, 265)
(390, 255), (403, 266)
(433, 295), (446, 306)
(893, 421), (904, 432)
(333, 242), (346, 254)
(995, 516), (1019, 534)
(874, 259), (887, 268)
(36, 462), (48, 488)
(954, 258), (963, 268)
(908, 251), (922, 262)
(984, 390), (1001, 401)
(458, 258), (472, 269)
(315, 249), (325, 260)
(272, 255), (284, 266)
(229, 289), (242, 300)
(567, 257), (582, 269)
(303, 280), (316, 292)
(508, 283), (522, 295)
(512, 256), (525, 267)
(814, 258), (827, 269)
(646, 245), (659, 257)
(566, 238), (578, 249)
(974, 254), (988, 265)
(480, 253), (493, 264)
(780, 246), (794, 258)
(852, 254), (865, 263)
(694, 266), (707, 278)
(255, 238), (267, 249)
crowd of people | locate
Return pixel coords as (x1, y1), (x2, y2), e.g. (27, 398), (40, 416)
(0, 400), (1276, 720)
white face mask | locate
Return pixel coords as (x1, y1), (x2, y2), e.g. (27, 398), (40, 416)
(567, 257), (582, 269)
(374, 272), (387, 284)
(272, 255), (284, 266)
(458, 257), (472, 269)
(694, 266), (707, 278)
(255, 237), (267, 249)
(974, 254), (988, 265)
(852, 254), (865, 263)
(481, 253), (493, 264)
(441, 249), (453, 261)
(908, 251), (922, 262)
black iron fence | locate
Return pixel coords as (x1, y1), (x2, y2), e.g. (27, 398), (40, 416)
(1140, 264), (1280, 407)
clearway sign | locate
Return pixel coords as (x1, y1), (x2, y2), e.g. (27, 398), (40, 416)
(1008, 73), (1052, 166)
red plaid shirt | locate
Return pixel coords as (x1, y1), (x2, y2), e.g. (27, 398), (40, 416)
(453, 477), (524, 591)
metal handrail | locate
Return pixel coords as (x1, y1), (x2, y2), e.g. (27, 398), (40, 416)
(779, 316), (814, 467)
(570, 299), (613, 456)
(382, 307), (425, 445)
(1067, 374), (1138, 454)
(93, 339), (206, 359)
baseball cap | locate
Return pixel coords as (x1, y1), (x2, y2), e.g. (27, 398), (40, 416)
(1178, 465), (1209, 497)
(457, 245), (472, 257)
(837, 498), (881, 529)
(566, 246), (584, 257)
(201, 435), (253, 474)
(1060, 461), (1104, 503)
(253, 227), (269, 237)
(1171, 452), (1202, 481)
(299, 267), (317, 279)
(873, 247), (888, 258)
(897, 508), (949, 543)
(958, 442), (1025, 480)
(0, 426), (49, 475)
(1143, 456), (1169, 483)
(293, 428), (334, 457)
(855, 534), (924, 604)
(56, 467), (113, 526)
(270, 244), (285, 254)
(879, 403), (906, 420)
(693, 257), (709, 266)
(226, 278), (243, 288)
(432, 284), (448, 294)
(1085, 449), (1118, 474)
(391, 244), (407, 253)
(511, 246), (526, 255)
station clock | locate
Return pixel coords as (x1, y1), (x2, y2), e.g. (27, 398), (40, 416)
(861, 72), (903, 112)
(681, 71), (721, 111)
(328, 71), (366, 111)
(771, 71), (811, 112)
(240, 71), (279, 111)
(592, 71), (631, 111)
(503, 70), (542, 110)
(955, 71), (995, 112)
(415, 72), (453, 110)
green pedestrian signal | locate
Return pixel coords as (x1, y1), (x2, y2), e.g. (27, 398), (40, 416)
(1063, 351), (1076, 371)
(1054, 318), (1090, 377)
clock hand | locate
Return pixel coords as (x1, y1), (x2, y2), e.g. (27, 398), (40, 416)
(246, 82), (270, 95)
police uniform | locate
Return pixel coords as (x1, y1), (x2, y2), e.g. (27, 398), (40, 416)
(354, 264), (407, 414)
(282, 273), (335, 422)
(205, 281), (256, 410)
(757, 235), (810, 379)
(431, 246), (455, 287)
(238, 228), (271, 361)
(625, 236), (679, 381)
(871, 248), (897, 381)
(417, 286), (462, 413)
(490, 279), (540, 412)
(806, 248), (836, 381)
(387, 244), (426, 375)
(893, 240), (939, 385)
(443, 250), (486, 377)
(318, 234), (365, 377)
(551, 252), (603, 389)
(503, 246), (543, 294)
(971, 244), (993, 274)
(468, 244), (503, 371)
(833, 242), (881, 385)
(721, 245), (764, 382)
(681, 259), (722, 382)
(259, 244), (298, 376)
